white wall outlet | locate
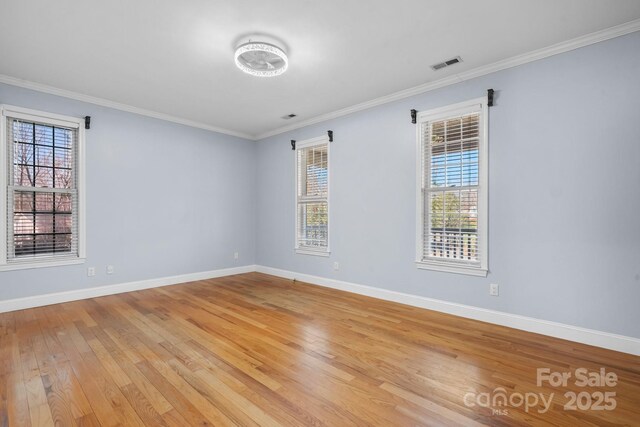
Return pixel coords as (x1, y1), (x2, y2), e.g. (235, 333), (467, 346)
(106, 265), (114, 275)
(87, 267), (95, 277)
(234, 252), (239, 260)
(489, 283), (499, 296)
(333, 262), (340, 271)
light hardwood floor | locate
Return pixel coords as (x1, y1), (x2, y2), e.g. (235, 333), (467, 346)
(0, 272), (639, 426)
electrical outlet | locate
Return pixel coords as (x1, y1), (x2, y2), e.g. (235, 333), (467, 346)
(106, 265), (114, 275)
(333, 262), (340, 271)
(489, 283), (499, 296)
(234, 252), (239, 260)
(87, 267), (95, 277)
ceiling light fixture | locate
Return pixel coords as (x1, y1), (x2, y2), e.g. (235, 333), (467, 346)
(234, 38), (288, 77)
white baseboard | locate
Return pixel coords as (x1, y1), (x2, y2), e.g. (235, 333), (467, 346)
(255, 265), (640, 356)
(0, 264), (257, 313)
(3, 263), (638, 356)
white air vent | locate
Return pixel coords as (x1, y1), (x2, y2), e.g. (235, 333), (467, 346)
(281, 113), (297, 120)
(431, 56), (462, 71)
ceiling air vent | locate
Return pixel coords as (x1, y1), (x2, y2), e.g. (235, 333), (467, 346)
(281, 113), (297, 120)
(431, 56), (462, 71)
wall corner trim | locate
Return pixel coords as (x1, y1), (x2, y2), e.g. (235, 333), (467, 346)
(0, 264), (257, 313)
(254, 265), (640, 356)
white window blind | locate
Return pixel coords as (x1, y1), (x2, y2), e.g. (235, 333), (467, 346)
(417, 98), (488, 276)
(295, 136), (329, 254)
(1, 105), (85, 270)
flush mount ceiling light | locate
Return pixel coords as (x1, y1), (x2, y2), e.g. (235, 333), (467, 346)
(234, 38), (288, 77)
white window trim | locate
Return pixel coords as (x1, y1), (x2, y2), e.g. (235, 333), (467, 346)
(415, 97), (488, 277)
(0, 104), (86, 271)
(294, 135), (330, 256)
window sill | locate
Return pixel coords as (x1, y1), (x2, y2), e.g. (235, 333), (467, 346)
(416, 260), (487, 277)
(0, 257), (85, 272)
(295, 249), (330, 257)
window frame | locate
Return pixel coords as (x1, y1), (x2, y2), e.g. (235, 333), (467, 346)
(294, 135), (330, 257)
(415, 97), (488, 277)
(0, 104), (86, 271)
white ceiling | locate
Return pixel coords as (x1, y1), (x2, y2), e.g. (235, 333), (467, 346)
(1, 0), (640, 139)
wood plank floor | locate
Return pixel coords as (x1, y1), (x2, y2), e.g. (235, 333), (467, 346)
(0, 272), (639, 426)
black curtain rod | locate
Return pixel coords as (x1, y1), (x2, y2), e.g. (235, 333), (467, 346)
(411, 88), (495, 123)
(290, 130), (333, 150)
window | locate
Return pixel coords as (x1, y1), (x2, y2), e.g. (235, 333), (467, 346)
(295, 135), (329, 256)
(0, 105), (85, 270)
(416, 98), (488, 276)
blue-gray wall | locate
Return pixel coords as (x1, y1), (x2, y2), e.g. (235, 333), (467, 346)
(0, 83), (257, 300)
(256, 32), (640, 338)
(1, 32), (638, 339)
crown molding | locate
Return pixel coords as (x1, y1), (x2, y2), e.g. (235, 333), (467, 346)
(1, 18), (638, 142)
(0, 74), (255, 140)
(255, 18), (640, 140)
